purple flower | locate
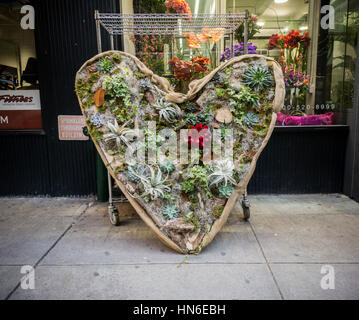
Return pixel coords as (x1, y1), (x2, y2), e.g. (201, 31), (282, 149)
(220, 42), (257, 61)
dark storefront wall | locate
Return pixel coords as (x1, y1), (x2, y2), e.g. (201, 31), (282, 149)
(0, 0), (351, 196)
(0, 0), (119, 196)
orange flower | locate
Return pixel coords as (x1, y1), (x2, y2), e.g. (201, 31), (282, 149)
(183, 32), (201, 49)
(303, 79), (309, 84)
(196, 33), (209, 43)
(201, 27), (224, 43)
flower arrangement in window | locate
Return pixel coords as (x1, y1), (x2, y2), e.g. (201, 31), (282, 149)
(268, 30), (311, 71)
(268, 30), (311, 111)
(220, 43), (257, 62)
(165, 0), (192, 20)
(168, 56), (210, 92)
(235, 13), (262, 43)
(183, 27), (224, 70)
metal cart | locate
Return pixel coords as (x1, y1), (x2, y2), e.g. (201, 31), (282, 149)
(94, 11), (251, 224)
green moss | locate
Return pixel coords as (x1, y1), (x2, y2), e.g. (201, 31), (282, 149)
(86, 120), (103, 141)
(112, 54), (122, 64)
(212, 205), (224, 218)
(97, 57), (114, 73)
(133, 71), (145, 79)
(75, 73), (100, 109)
(183, 212), (200, 232)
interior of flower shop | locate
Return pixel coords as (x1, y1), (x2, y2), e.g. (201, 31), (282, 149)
(0, 0), (358, 202)
(120, 0), (359, 199)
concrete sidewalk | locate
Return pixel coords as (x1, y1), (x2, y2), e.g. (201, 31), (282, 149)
(0, 194), (358, 300)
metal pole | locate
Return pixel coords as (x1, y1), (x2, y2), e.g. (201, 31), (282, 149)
(110, 33), (114, 50)
(95, 10), (102, 53)
(108, 172), (113, 204)
(230, 32), (234, 58)
(94, 10), (108, 202)
(244, 9), (248, 54)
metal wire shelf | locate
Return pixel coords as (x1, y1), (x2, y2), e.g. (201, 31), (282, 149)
(96, 12), (247, 36)
(93, 10), (250, 221)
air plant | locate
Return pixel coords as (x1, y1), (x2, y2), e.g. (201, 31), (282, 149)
(218, 184), (233, 198)
(207, 159), (236, 187)
(153, 97), (182, 123)
(244, 112), (260, 128)
(160, 160), (175, 174)
(97, 57), (114, 73)
(90, 113), (106, 128)
(126, 165), (148, 183)
(130, 164), (171, 201)
(242, 64), (273, 93)
(103, 120), (137, 148)
(162, 205), (180, 220)
(139, 78), (152, 90)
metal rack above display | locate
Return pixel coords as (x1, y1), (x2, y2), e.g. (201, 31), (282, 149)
(95, 10), (249, 55)
(96, 12), (247, 36)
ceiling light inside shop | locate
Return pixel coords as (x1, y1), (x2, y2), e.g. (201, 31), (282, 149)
(274, 0), (288, 3)
(257, 21), (265, 27)
(299, 26), (308, 30)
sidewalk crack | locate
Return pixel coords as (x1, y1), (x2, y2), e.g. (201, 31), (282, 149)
(249, 221), (284, 300)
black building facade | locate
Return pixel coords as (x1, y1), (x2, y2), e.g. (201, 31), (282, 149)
(0, 0), (358, 201)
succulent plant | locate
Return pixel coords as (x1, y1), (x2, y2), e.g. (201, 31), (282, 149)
(162, 205), (180, 220)
(186, 102), (198, 113)
(139, 78), (152, 90)
(160, 160), (175, 174)
(207, 159), (236, 187)
(102, 73), (132, 107)
(90, 113), (106, 128)
(97, 57), (114, 73)
(181, 165), (212, 197)
(211, 72), (221, 84)
(130, 164), (171, 201)
(153, 98), (182, 123)
(229, 87), (260, 107)
(244, 112), (260, 128)
(218, 184), (233, 198)
(103, 120), (137, 148)
(186, 107), (212, 126)
(243, 64), (273, 93)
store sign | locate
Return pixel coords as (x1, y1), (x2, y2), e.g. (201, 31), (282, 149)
(58, 115), (88, 141)
(0, 90), (42, 130)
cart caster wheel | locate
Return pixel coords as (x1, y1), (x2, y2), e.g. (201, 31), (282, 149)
(108, 205), (120, 226)
(242, 202), (250, 220)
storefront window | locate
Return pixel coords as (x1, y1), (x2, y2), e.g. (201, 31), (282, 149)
(123, 0), (357, 125)
(0, 2), (42, 130)
(316, 0), (358, 117)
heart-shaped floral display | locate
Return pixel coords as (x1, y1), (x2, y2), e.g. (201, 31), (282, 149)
(75, 51), (285, 254)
